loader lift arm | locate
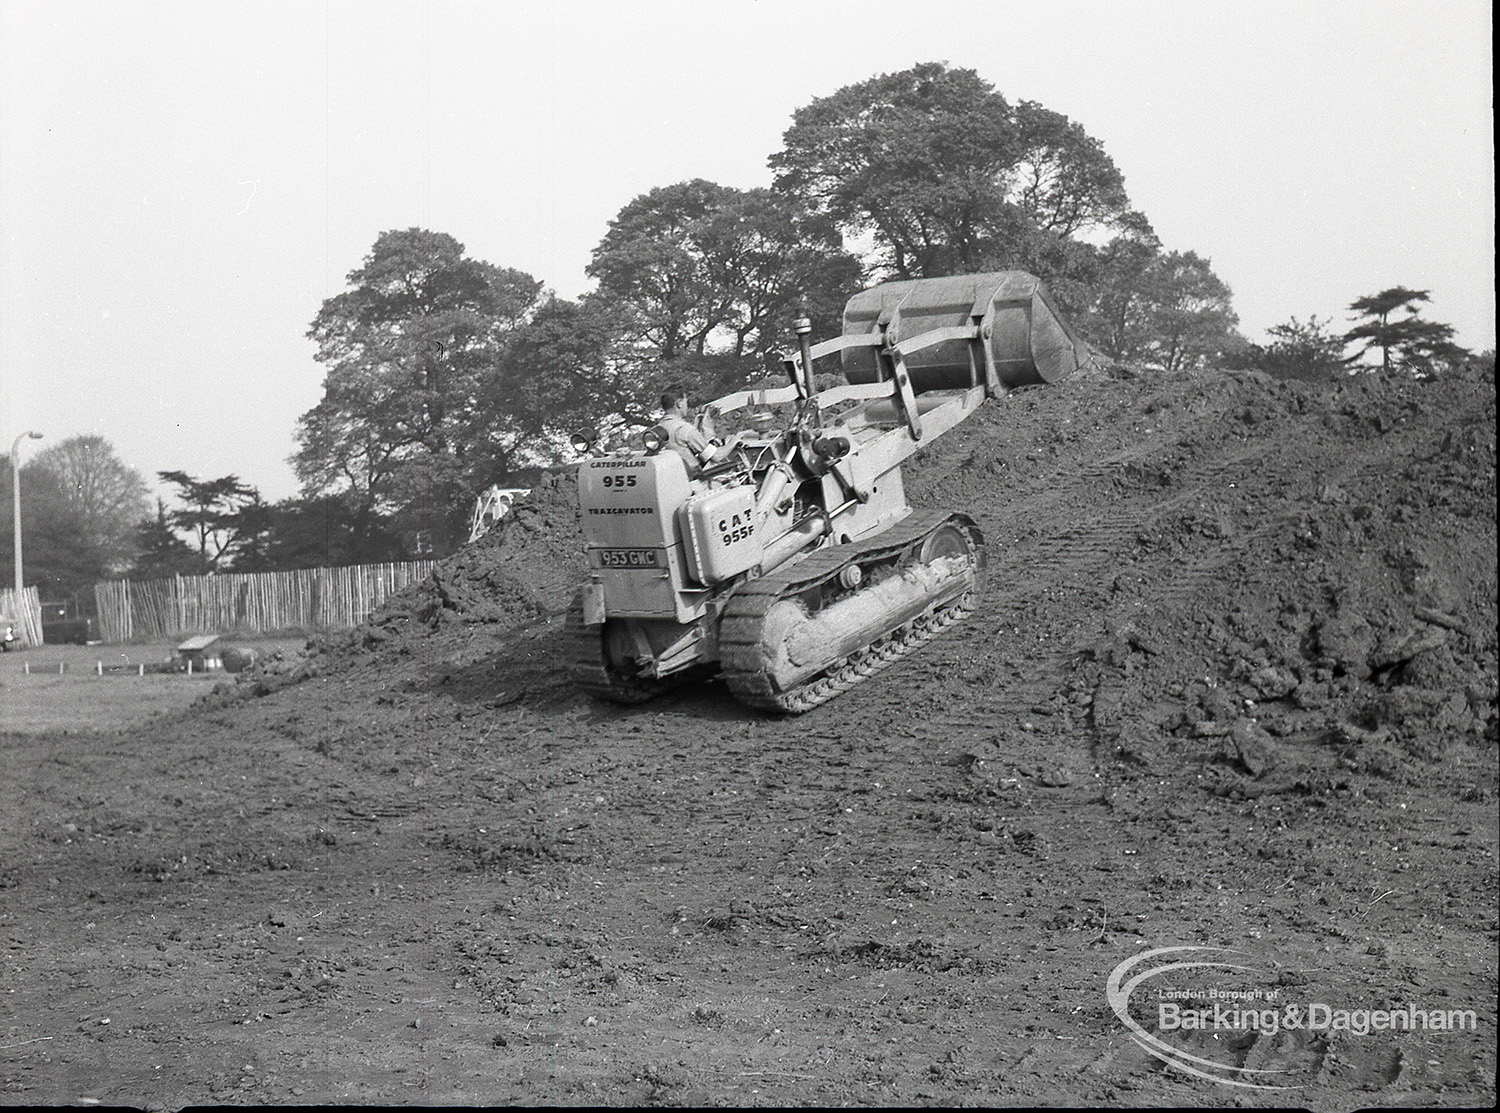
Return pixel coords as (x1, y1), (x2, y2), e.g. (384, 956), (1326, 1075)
(565, 271), (1090, 713)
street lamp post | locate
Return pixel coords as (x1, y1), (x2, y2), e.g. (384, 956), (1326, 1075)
(11, 430), (44, 609)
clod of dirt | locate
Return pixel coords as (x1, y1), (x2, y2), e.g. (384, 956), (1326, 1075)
(1227, 718), (1278, 777)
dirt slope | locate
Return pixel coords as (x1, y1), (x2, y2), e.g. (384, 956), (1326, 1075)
(2, 363), (1495, 1109)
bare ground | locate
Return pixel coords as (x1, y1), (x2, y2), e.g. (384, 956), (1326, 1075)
(1, 363), (1495, 1109)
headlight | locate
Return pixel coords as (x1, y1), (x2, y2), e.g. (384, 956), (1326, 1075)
(812, 434), (851, 461)
(569, 431), (593, 455)
(642, 429), (665, 454)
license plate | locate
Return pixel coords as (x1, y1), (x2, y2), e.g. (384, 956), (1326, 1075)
(598, 548), (660, 569)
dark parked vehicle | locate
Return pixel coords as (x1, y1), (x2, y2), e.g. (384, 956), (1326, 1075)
(42, 617), (92, 645)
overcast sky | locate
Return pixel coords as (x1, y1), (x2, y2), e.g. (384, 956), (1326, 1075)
(2, 0), (1493, 502)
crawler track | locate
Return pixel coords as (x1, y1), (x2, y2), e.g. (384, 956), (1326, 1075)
(718, 510), (983, 713)
(562, 591), (665, 704)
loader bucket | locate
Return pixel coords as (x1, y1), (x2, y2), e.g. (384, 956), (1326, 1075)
(840, 271), (1090, 393)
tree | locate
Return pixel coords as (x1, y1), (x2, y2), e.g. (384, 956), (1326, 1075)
(1083, 228), (1161, 359)
(1, 456), (81, 600)
(690, 187), (864, 357)
(1344, 287), (1425, 373)
(130, 499), (206, 578)
(767, 62), (1254, 367)
(233, 495), (404, 571)
(1395, 318), (1470, 375)
(771, 63), (1020, 279)
(471, 295), (632, 471)
(572, 183), (864, 447)
(1248, 315), (1350, 381)
(28, 435), (150, 575)
(1088, 243), (1240, 372)
(1344, 287), (1469, 375)
(2, 439), (151, 606)
(296, 228), (544, 556)
(1009, 100), (1132, 239)
(586, 181), (862, 363)
(157, 471), (262, 570)
(769, 63), (1134, 282)
(587, 180), (738, 361)
(1138, 251), (1241, 373)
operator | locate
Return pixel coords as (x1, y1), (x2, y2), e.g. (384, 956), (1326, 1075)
(654, 386), (744, 473)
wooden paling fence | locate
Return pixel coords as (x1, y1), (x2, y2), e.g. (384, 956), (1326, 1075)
(0, 585), (43, 646)
(93, 562), (435, 643)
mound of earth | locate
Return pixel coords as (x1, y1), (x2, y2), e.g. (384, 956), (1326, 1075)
(354, 360), (1497, 783)
(403, 468), (587, 629)
(2, 362), (1493, 1109)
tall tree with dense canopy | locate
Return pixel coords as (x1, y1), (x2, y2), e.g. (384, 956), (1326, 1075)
(130, 500), (206, 578)
(587, 180), (737, 362)
(587, 180), (861, 364)
(1088, 237), (1240, 372)
(1345, 287), (1428, 373)
(296, 229), (544, 555)
(28, 435), (150, 575)
(769, 62), (1136, 282)
(1131, 250), (1240, 373)
(2, 437), (150, 604)
(471, 294), (629, 474)
(581, 181), (864, 427)
(1009, 100), (1132, 239)
(768, 62), (1247, 365)
(770, 63), (1019, 279)
(1083, 228), (1161, 359)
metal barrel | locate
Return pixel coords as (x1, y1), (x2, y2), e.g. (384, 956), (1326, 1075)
(840, 271), (1090, 392)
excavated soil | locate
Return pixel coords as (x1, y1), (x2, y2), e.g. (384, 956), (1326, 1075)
(2, 364), (1495, 1109)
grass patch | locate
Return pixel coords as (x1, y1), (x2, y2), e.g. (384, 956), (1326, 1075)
(0, 638), (303, 733)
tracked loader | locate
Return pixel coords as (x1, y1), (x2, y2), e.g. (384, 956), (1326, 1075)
(566, 272), (1089, 712)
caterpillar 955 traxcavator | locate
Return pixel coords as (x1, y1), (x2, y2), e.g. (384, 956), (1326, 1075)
(565, 272), (1090, 713)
